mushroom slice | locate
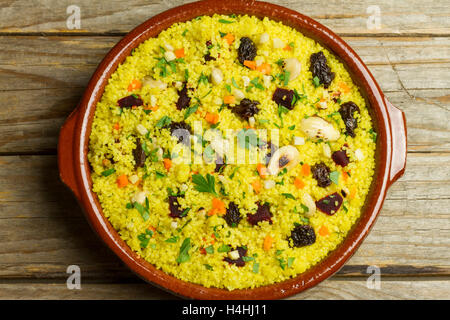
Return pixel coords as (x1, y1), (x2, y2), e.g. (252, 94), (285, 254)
(300, 116), (340, 141)
(283, 58), (301, 81)
(267, 145), (300, 175)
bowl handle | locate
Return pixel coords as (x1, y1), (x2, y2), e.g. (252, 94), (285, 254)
(58, 106), (81, 200)
(385, 97), (407, 186)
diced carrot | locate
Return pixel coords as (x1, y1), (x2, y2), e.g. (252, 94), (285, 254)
(174, 48), (185, 58)
(127, 79), (142, 92)
(208, 198), (226, 216)
(212, 198), (226, 215)
(257, 63), (272, 75)
(243, 60), (257, 70)
(205, 112), (219, 124)
(294, 177), (305, 189)
(350, 187), (357, 199)
(339, 82), (351, 94)
(116, 174), (129, 188)
(319, 225), (330, 237)
(223, 33), (235, 45)
(257, 163), (268, 179)
(223, 95), (236, 104)
(200, 247), (207, 255)
(263, 235), (273, 251)
(301, 163), (311, 176)
(113, 122), (120, 131)
(251, 180), (262, 194)
(163, 158), (172, 171)
(283, 44), (292, 51)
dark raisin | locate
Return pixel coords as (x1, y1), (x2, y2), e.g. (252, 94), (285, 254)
(341, 189), (348, 197)
(332, 150), (350, 167)
(204, 52), (216, 62)
(310, 51), (335, 88)
(316, 192), (343, 215)
(168, 196), (184, 218)
(223, 246), (247, 267)
(238, 37), (257, 65)
(289, 225), (316, 247)
(176, 83), (191, 110)
(223, 202), (242, 227)
(272, 88), (295, 110)
(312, 163), (331, 188)
(247, 202), (273, 226)
(169, 121), (191, 145)
(118, 95), (143, 108)
(231, 98), (260, 120)
(132, 138), (146, 168)
(339, 101), (360, 137)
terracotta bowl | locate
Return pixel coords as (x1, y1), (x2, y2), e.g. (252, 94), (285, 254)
(58, 0), (407, 299)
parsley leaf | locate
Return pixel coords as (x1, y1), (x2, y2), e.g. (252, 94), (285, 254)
(184, 104), (199, 120)
(101, 168), (116, 177)
(137, 229), (153, 248)
(217, 244), (231, 253)
(282, 193), (296, 200)
(176, 238), (191, 263)
(313, 76), (320, 87)
(156, 115), (172, 128)
(192, 173), (217, 195)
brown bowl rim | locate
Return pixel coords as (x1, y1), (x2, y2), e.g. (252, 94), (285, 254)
(58, 0), (406, 300)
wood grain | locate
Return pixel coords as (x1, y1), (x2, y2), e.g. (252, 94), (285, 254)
(0, 279), (448, 300)
(0, 0), (449, 36)
(0, 36), (448, 153)
(0, 154), (448, 280)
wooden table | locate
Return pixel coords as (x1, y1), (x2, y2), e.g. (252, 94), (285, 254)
(0, 0), (448, 300)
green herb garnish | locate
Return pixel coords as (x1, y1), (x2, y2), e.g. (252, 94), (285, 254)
(101, 168), (116, 177)
(330, 171), (340, 185)
(217, 244), (231, 253)
(287, 257), (295, 268)
(156, 115), (172, 128)
(165, 236), (179, 243)
(204, 264), (214, 271)
(192, 173), (217, 195)
(313, 76), (320, 87)
(204, 245), (214, 254)
(219, 19), (234, 24)
(176, 238), (191, 263)
(282, 193), (296, 200)
(184, 104), (199, 120)
(137, 229), (154, 248)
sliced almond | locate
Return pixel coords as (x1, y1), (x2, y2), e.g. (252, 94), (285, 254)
(267, 145), (300, 176)
(302, 193), (316, 217)
(300, 116), (340, 141)
(283, 58), (301, 81)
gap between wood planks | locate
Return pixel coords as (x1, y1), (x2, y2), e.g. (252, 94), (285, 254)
(1, 32), (450, 38)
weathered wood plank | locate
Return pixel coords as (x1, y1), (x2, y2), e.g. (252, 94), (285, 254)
(0, 154), (448, 279)
(0, 0), (449, 36)
(0, 279), (448, 300)
(0, 35), (448, 153)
